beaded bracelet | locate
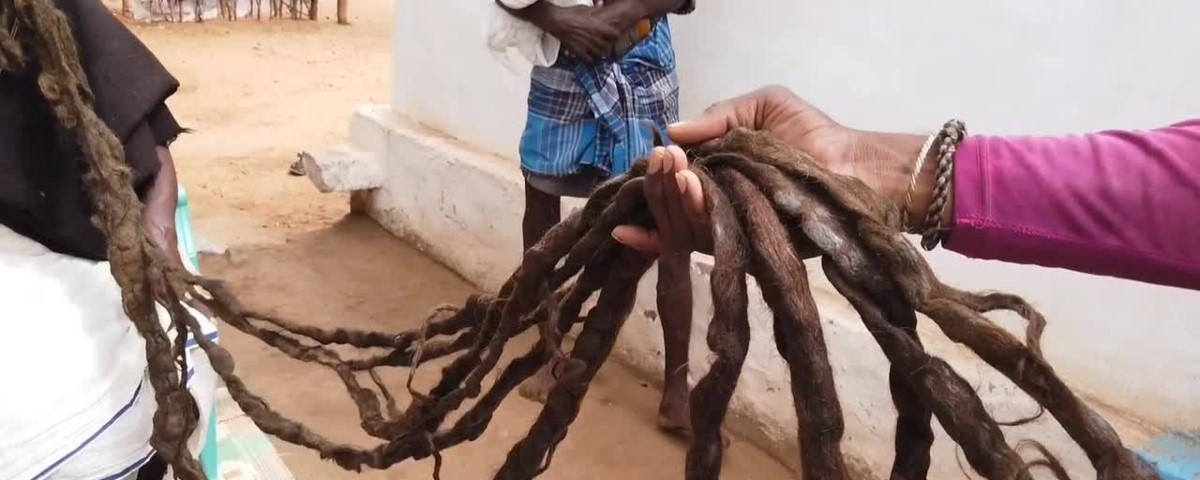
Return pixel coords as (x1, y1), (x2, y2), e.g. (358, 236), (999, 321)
(919, 119), (967, 251)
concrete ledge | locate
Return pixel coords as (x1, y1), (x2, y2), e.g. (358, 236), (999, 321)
(301, 146), (384, 193)
(349, 105), (525, 291)
(335, 104), (1194, 479)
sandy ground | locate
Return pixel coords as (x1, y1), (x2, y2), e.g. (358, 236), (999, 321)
(120, 1), (796, 478)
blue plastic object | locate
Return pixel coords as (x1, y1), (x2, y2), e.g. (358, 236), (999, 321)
(176, 185), (199, 269)
(1136, 432), (1200, 480)
(176, 185), (219, 479)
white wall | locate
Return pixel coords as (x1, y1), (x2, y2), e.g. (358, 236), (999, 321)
(385, 0), (1200, 476)
(391, 0), (530, 156)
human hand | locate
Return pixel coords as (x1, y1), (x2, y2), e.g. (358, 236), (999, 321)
(144, 220), (182, 293)
(545, 5), (622, 63)
(614, 85), (936, 255)
(666, 85), (924, 206)
(612, 145), (707, 255)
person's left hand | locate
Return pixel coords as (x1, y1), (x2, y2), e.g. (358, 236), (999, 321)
(144, 221), (216, 319)
(612, 145), (710, 255)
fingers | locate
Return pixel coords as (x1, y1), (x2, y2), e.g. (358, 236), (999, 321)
(643, 147), (677, 247)
(616, 146), (709, 255)
(677, 169), (708, 247)
(563, 44), (593, 63)
(677, 169), (704, 217)
(569, 39), (604, 63)
(595, 21), (621, 40)
(577, 34), (616, 64)
(563, 30), (611, 63)
(612, 225), (661, 254)
(665, 100), (739, 146)
(584, 29), (617, 59)
(660, 145), (693, 251)
(617, 145), (688, 254)
(583, 43), (607, 62)
(666, 84), (814, 147)
(665, 86), (771, 146)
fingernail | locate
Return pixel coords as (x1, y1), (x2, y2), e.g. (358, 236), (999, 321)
(670, 146), (688, 171)
(647, 148), (664, 174)
(675, 172), (688, 192)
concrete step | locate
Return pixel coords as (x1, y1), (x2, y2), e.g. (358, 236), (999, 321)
(299, 145), (383, 194)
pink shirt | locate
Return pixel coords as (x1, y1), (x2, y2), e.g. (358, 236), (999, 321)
(948, 120), (1200, 290)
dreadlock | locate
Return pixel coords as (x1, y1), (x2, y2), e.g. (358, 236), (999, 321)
(1, 1), (1164, 479)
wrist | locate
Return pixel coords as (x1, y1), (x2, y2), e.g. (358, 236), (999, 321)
(144, 220), (176, 249)
(854, 129), (955, 234)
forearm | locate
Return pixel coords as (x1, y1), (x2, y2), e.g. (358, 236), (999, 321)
(638, 0), (689, 17)
(496, 0), (558, 30)
(598, 0), (685, 31)
(869, 121), (1200, 289)
(944, 122), (1200, 289)
(142, 145), (182, 265)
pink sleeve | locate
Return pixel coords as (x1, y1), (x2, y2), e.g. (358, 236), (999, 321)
(947, 120), (1200, 290)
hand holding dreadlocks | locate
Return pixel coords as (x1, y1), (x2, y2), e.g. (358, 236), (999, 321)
(614, 85), (944, 255)
(621, 84), (1200, 291)
(613, 145), (707, 254)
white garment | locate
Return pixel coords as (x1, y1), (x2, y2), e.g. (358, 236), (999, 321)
(0, 225), (219, 480)
(486, 0), (592, 68)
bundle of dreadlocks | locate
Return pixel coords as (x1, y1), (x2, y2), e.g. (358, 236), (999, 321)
(3, 1), (1164, 479)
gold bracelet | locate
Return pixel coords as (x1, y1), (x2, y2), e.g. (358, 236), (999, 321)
(902, 131), (940, 232)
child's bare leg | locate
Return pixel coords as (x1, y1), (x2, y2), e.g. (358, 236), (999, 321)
(656, 252), (693, 434)
(519, 181), (563, 403)
(521, 181), (561, 251)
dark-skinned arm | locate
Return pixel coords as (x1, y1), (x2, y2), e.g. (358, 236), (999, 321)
(596, 0), (689, 33)
(495, 0), (622, 62)
(142, 144), (217, 317)
(495, 0), (559, 31)
(497, 0), (689, 37)
(142, 145), (186, 269)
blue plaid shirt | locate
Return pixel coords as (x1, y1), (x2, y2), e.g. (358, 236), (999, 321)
(519, 17), (681, 178)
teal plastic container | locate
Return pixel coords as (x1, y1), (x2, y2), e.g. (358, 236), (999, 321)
(176, 186), (199, 269)
(176, 185), (219, 479)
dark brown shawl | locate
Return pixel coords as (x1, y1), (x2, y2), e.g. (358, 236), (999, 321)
(0, 0), (182, 260)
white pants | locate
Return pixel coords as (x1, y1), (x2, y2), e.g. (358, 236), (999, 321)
(0, 225), (218, 480)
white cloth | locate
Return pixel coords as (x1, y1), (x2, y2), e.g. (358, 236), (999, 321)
(0, 225), (219, 480)
(487, 0), (592, 68)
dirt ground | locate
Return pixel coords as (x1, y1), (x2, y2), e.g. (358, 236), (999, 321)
(120, 0), (795, 478)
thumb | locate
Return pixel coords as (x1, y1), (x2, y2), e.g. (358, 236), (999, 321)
(666, 102), (740, 146)
(611, 225), (661, 254)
